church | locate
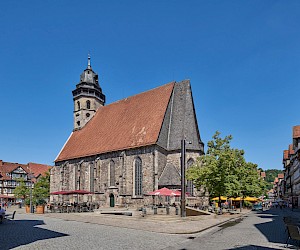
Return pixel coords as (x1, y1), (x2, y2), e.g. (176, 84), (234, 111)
(50, 57), (204, 207)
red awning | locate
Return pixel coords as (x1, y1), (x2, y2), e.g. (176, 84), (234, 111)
(0, 194), (11, 199)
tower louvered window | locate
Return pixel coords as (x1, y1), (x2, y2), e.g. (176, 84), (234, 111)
(135, 157), (142, 196)
(187, 158), (195, 196)
(86, 100), (91, 109)
(110, 160), (115, 186)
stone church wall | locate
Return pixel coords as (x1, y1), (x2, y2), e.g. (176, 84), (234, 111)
(166, 151), (201, 173)
(50, 147), (203, 206)
(52, 145), (164, 207)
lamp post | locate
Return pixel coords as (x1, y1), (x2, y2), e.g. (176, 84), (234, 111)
(28, 173), (34, 213)
(181, 139), (187, 217)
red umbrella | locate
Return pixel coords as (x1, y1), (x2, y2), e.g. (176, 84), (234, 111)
(173, 190), (191, 197)
(69, 190), (93, 194)
(50, 191), (71, 195)
(148, 187), (179, 196)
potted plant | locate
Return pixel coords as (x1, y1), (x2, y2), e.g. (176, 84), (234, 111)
(33, 171), (50, 214)
(13, 178), (30, 212)
(25, 198), (31, 213)
(35, 199), (46, 214)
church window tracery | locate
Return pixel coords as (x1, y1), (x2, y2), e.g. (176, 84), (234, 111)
(187, 158), (195, 196)
(134, 157), (142, 196)
(110, 160), (115, 186)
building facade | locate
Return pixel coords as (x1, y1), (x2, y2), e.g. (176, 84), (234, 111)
(0, 160), (52, 202)
(282, 125), (300, 208)
(51, 58), (204, 207)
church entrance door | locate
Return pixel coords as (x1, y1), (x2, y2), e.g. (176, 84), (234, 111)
(109, 193), (115, 207)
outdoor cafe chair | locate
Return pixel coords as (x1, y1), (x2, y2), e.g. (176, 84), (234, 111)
(285, 224), (300, 249)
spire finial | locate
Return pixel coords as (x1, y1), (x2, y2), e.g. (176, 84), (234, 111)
(87, 53), (91, 69)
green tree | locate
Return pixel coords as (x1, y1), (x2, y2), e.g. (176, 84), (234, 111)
(186, 131), (244, 206)
(264, 169), (283, 191)
(187, 131), (265, 206)
(33, 171), (50, 205)
(236, 162), (266, 198)
(13, 178), (29, 200)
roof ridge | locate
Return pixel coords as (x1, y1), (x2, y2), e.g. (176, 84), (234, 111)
(56, 81), (176, 162)
(103, 81), (176, 108)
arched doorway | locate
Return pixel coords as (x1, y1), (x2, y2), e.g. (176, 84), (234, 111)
(109, 193), (115, 207)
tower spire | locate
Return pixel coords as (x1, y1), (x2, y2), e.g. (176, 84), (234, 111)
(87, 53), (91, 69)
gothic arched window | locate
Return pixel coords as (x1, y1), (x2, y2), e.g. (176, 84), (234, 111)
(187, 158), (195, 196)
(77, 101), (80, 110)
(110, 160), (115, 186)
(134, 157), (142, 196)
(86, 100), (91, 109)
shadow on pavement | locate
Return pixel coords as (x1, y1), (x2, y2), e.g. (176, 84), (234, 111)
(253, 208), (292, 247)
(229, 245), (283, 250)
(0, 219), (68, 250)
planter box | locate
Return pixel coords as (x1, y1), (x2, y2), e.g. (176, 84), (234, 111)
(36, 205), (45, 214)
(25, 205), (30, 213)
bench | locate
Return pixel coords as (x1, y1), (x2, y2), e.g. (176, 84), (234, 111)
(101, 211), (132, 216)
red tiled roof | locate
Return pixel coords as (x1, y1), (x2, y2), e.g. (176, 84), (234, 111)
(289, 144), (295, 155)
(28, 162), (51, 178)
(0, 161), (51, 181)
(283, 150), (289, 160)
(293, 125), (300, 139)
(55, 82), (175, 162)
(0, 162), (29, 180)
(278, 173), (284, 179)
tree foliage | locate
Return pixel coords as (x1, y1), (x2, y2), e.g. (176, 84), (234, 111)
(33, 171), (50, 204)
(264, 169), (283, 190)
(186, 131), (265, 203)
(13, 171), (50, 205)
(13, 178), (29, 199)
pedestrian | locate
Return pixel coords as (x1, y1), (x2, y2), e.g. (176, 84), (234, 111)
(0, 205), (5, 223)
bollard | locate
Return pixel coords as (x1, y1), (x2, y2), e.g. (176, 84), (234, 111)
(175, 206), (179, 215)
(154, 206), (157, 214)
(166, 206), (170, 215)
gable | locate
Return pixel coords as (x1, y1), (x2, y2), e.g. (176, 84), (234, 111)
(157, 80), (204, 152)
(55, 82), (175, 162)
(158, 163), (181, 186)
(11, 166), (27, 174)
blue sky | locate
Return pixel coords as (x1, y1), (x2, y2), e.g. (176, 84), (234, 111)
(0, 1), (299, 169)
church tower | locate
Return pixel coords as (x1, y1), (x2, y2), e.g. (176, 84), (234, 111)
(72, 55), (105, 130)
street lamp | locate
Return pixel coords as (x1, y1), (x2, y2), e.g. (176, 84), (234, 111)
(180, 139), (192, 217)
(28, 171), (34, 213)
(180, 139), (186, 217)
